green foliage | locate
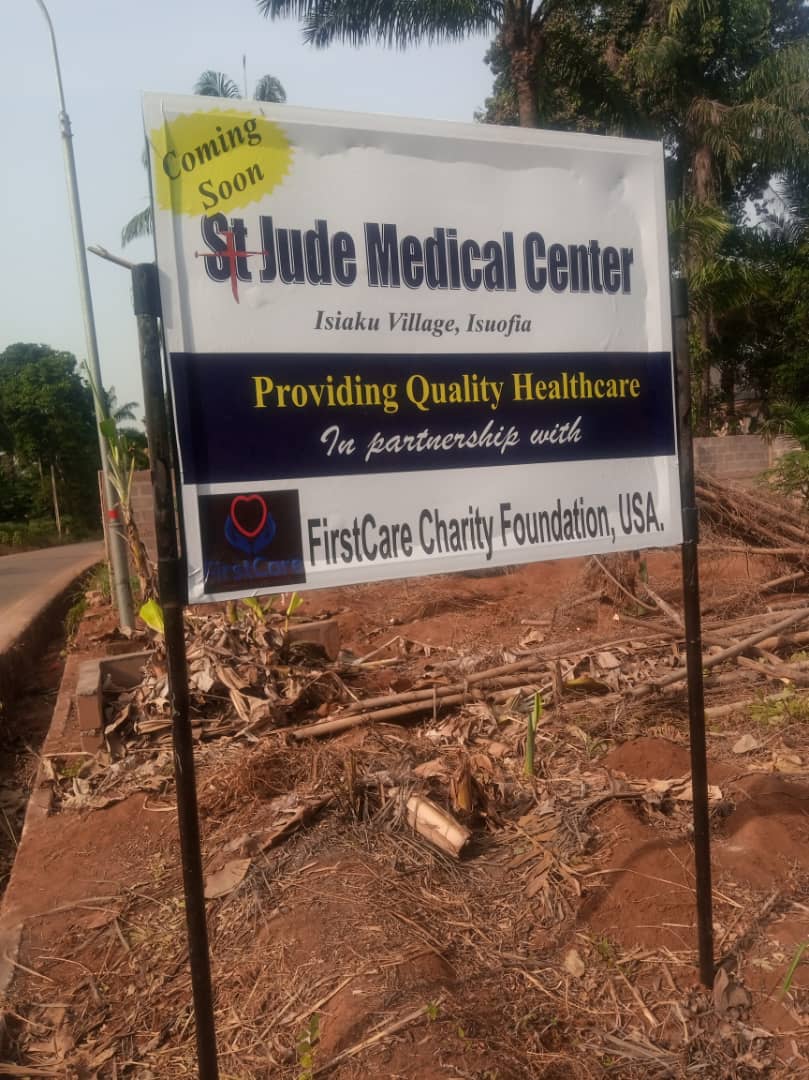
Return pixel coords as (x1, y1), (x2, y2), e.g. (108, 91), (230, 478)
(781, 940), (809, 997)
(767, 451), (809, 504)
(263, 0), (809, 428)
(259, 0), (500, 48)
(758, 401), (809, 504)
(241, 595), (270, 621)
(285, 591), (304, 618)
(0, 343), (101, 535)
(749, 687), (809, 726)
(139, 599), (165, 634)
(194, 70), (287, 102)
(89, 563), (112, 602)
(65, 594), (88, 639)
(295, 1014), (319, 1080)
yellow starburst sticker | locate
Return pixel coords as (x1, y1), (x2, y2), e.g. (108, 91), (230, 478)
(149, 109), (292, 217)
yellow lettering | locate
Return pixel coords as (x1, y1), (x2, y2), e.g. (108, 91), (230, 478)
(253, 376), (274, 407)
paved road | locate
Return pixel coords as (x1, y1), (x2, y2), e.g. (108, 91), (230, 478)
(0, 541), (104, 652)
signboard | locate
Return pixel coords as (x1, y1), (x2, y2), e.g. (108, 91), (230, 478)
(143, 94), (680, 604)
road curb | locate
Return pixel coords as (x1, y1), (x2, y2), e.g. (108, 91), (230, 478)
(0, 650), (81, 1044)
(0, 554), (102, 715)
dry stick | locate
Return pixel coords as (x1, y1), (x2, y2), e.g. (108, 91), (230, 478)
(340, 655), (550, 714)
(615, 967), (658, 1028)
(755, 629), (809, 652)
(630, 606), (809, 697)
(701, 570), (808, 616)
(568, 589), (604, 609)
(662, 669), (761, 696)
(736, 654), (809, 687)
(697, 483), (809, 546)
(611, 613), (680, 637)
(352, 635), (402, 666)
(697, 486), (807, 550)
(590, 555), (658, 613)
(704, 691), (801, 721)
(639, 583), (684, 630)
(700, 544), (809, 559)
(761, 596), (809, 611)
(750, 569), (806, 592)
(727, 482), (809, 526)
(289, 677), (555, 741)
(704, 603), (809, 637)
(312, 997), (443, 1076)
(0, 1065), (64, 1077)
(279, 972), (358, 1029)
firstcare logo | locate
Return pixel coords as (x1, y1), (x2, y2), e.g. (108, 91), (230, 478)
(198, 490), (305, 595)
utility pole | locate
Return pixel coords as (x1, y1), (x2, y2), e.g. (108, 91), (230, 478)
(33, 0), (134, 630)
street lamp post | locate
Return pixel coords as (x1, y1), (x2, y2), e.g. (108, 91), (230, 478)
(33, 0), (134, 630)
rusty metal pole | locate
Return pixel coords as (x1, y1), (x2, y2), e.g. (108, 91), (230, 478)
(132, 262), (220, 1078)
(672, 276), (714, 987)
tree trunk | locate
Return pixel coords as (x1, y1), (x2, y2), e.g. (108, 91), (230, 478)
(504, 17), (541, 129)
(514, 55), (540, 128)
(720, 362), (737, 431)
(692, 145), (716, 205)
(50, 463), (62, 538)
(688, 142), (718, 433)
(120, 502), (157, 602)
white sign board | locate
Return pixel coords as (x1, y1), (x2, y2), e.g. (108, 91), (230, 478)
(143, 94), (680, 604)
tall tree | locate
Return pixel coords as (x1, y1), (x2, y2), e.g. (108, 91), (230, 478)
(0, 344), (100, 528)
(121, 69), (287, 246)
(194, 69), (287, 103)
(476, 0), (809, 428)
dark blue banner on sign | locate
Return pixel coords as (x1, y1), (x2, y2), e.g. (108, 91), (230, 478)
(170, 351), (676, 485)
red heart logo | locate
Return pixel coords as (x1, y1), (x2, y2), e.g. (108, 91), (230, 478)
(230, 495), (268, 539)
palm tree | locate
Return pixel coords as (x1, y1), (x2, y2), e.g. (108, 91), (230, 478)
(194, 69), (287, 103)
(103, 386), (139, 424)
(121, 69), (287, 246)
(610, 0), (809, 429)
(257, 0), (562, 128)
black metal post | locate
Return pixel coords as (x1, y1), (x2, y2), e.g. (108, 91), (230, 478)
(132, 263), (220, 1078)
(672, 277), (714, 988)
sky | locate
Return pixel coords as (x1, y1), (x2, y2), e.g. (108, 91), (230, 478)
(1, 0), (493, 417)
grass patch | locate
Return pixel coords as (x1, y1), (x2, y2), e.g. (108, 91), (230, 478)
(749, 687), (809, 727)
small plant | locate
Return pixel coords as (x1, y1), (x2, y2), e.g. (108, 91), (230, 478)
(781, 940), (809, 998)
(285, 591), (304, 619)
(139, 598), (165, 635)
(65, 595), (87, 639)
(750, 687), (809, 727)
(425, 1000), (441, 1022)
(524, 692), (542, 776)
(594, 935), (617, 964)
(241, 595), (266, 621)
(295, 1013), (319, 1080)
(89, 563), (111, 602)
(84, 363), (156, 601)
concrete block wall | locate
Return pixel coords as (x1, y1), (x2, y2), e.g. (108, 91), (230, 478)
(129, 472), (158, 563)
(693, 435), (799, 484)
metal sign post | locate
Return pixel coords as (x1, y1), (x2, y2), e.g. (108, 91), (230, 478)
(131, 263), (220, 1079)
(672, 277), (714, 987)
